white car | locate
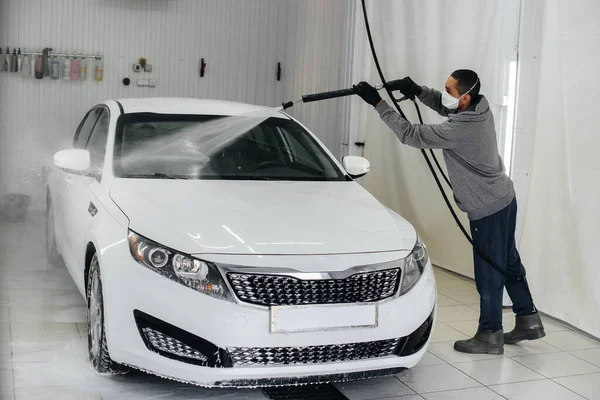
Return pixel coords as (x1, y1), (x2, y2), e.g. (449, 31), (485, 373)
(46, 98), (437, 388)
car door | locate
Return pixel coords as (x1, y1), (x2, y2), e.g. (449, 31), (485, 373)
(67, 108), (111, 284)
(54, 107), (103, 265)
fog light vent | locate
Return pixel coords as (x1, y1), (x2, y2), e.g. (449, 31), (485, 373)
(142, 327), (208, 362)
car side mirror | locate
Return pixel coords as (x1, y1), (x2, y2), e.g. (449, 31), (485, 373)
(54, 149), (91, 174)
(343, 156), (370, 179)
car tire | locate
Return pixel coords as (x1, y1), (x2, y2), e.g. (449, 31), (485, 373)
(46, 196), (62, 267)
(87, 254), (130, 375)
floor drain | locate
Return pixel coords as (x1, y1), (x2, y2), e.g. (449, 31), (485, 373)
(262, 384), (349, 399)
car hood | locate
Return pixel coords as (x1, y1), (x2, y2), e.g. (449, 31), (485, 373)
(110, 179), (417, 255)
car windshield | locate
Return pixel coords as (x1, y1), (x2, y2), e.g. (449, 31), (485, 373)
(114, 113), (347, 181)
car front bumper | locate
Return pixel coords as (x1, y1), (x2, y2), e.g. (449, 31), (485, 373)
(100, 250), (437, 388)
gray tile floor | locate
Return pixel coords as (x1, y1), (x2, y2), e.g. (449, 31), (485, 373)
(1, 214), (600, 399)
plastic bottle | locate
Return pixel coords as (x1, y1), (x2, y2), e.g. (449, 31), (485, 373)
(34, 52), (43, 79)
(51, 56), (60, 80)
(10, 48), (18, 72)
(95, 56), (103, 82)
(3, 47), (9, 71)
(70, 55), (80, 81)
(21, 49), (30, 78)
(79, 57), (87, 80)
(63, 55), (71, 80)
(31, 50), (37, 77)
(17, 48), (22, 71)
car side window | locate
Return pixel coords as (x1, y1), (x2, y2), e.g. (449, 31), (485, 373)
(86, 109), (110, 170)
(74, 108), (103, 149)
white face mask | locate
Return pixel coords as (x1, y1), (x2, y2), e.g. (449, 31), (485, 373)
(441, 78), (479, 110)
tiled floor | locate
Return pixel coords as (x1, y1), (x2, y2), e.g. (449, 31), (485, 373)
(1, 215), (600, 399)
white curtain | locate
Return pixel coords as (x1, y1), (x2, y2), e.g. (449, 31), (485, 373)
(520, 0), (600, 338)
(360, 0), (506, 277)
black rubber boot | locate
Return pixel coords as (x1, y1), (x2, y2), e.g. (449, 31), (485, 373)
(454, 328), (504, 355)
(504, 313), (546, 344)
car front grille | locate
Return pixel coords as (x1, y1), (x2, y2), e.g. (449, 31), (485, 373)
(226, 268), (401, 307)
(228, 337), (403, 367)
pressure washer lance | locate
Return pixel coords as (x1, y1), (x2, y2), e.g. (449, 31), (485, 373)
(282, 83), (409, 110)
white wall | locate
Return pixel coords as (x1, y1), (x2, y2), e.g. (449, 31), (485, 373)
(359, 0), (514, 277)
(0, 0), (352, 210)
(520, 0), (600, 338)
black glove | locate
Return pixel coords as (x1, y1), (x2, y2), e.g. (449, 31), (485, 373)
(386, 77), (422, 98)
(353, 81), (382, 107)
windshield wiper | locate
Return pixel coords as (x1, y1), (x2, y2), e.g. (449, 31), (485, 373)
(153, 173), (194, 179)
(126, 173), (194, 179)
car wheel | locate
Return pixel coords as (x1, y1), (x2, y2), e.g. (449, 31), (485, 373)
(87, 254), (130, 375)
(46, 197), (62, 267)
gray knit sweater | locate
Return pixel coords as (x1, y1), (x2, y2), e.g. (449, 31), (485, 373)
(375, 86), (515, 220)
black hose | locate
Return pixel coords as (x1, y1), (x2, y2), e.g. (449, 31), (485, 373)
(430, 149), (452, 188)
(360, 0), (522, 281)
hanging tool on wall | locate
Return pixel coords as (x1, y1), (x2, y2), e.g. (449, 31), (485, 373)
(277, 62), (282, 81)
(200, 58), (206, 77)
(17, 48), (22, 71)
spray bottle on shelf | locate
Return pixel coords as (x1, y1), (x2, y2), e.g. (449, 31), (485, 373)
(17, 48), (22, 71)
(79, 56), (87, 80)
(42, 48), (51, 77)
(63, 54), (71, 80)
(21, 49), (30, 78)
(51, 55), (60, 80)
(95, 55), (103, 82)
(70, 54), (80, 81)
(10, 48), (18, 72)
(34, 51), (43, 79)
(3, 47), (9, 71)
(31, 50), (37, 77)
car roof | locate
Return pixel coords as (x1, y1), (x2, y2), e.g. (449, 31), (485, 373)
(111, 97), (289, 119)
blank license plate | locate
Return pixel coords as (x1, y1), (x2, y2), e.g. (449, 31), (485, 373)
(270, 304), (378, 333)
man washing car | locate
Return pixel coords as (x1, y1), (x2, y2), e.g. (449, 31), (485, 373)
(354, 70), (545, 354)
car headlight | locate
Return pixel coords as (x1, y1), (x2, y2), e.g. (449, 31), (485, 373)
(128, 230), (233, 302)
(400, 238), (429, 295)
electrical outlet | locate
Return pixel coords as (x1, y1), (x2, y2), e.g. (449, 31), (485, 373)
(144, 64), (153, 72)
(137, 78), (157, 87)
(133, 63), (142, 72)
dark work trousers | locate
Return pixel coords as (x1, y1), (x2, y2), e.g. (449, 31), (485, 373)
(470, 197), (536, 332)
